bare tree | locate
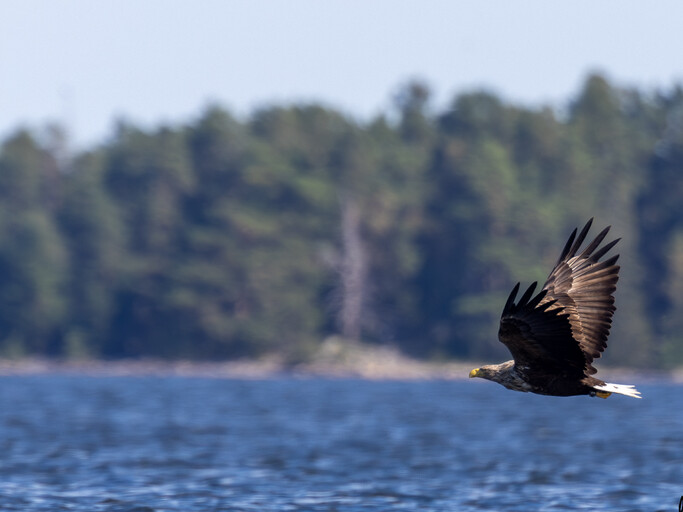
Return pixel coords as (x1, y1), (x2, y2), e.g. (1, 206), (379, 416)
(338, 193), (367, 340)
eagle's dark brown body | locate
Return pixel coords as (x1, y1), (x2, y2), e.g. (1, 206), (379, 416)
(469, 219), (641, 399)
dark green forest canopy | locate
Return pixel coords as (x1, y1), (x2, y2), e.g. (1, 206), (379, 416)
(2, 74), (683, 367)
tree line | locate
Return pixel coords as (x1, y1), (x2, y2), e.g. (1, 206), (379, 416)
(1, 74), (683, 367)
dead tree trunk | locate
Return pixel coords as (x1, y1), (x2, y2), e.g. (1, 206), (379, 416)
(339, 194), (367, 340)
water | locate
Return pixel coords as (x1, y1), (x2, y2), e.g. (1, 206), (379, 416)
(0, 375), (680, 511)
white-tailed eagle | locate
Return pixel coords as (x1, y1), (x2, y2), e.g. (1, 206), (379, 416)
(469, 219), (641, 399)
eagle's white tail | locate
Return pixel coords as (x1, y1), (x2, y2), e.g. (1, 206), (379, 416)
(593, 382), (642, 399)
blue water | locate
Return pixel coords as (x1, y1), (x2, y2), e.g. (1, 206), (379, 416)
(0, 376), (680, 511)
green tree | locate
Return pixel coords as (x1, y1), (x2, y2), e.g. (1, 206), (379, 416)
(58, 150), (125, 357)
(0, 132), (67, 355)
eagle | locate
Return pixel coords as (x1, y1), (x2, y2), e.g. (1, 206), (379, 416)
(469, 219), (641, 399)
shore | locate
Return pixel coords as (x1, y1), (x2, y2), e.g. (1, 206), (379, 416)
(0, 342), (472, 380)
(0, 338), (678, 382)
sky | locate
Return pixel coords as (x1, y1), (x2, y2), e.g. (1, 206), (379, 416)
(2, 1), (683, 148)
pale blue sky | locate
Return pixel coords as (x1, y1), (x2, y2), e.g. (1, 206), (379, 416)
(2, 1), (683, 148)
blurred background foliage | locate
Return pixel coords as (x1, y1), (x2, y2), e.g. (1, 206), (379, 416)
(1, 73), (683, 367)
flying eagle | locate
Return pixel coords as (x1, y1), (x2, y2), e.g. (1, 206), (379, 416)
(469, 219), (641, 399)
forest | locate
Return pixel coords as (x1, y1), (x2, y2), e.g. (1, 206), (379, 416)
(1, 74), (683, 368)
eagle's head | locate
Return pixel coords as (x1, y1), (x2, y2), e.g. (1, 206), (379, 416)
(468, 365), (500, 381)
(468, 360), (518, 386)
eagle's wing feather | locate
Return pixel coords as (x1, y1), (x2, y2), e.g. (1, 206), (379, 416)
(540, 219), (620, 375)
(498, 219), (620, 378)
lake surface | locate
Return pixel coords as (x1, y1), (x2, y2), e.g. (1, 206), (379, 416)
(0, 375), (680, 511)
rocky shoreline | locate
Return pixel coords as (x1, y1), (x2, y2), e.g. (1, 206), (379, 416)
(0, 353), (472, 381)
(0, 338), (677, 382)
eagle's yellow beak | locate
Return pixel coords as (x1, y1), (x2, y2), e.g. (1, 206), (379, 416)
(469, 368), (480, 378)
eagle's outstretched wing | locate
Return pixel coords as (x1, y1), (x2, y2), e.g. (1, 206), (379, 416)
(498, 282), (586, 376)
(541, 218), (620, 374)
(498, 220), (620, 377)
